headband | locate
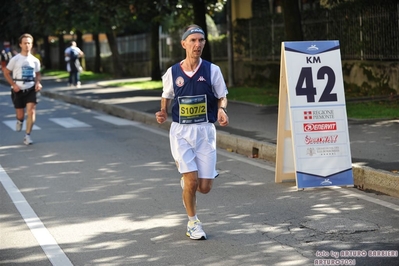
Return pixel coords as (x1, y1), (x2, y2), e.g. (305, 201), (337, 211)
(181, 28), (205, 40)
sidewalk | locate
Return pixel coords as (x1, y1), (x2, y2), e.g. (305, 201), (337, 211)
(27, 77), (399, 197)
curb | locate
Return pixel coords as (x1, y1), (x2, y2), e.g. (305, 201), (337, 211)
(40, 90), (399, 198)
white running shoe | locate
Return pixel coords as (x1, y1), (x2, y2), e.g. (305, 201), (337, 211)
(186, 220), (207, 240)
(24, 135), (33, 145)
(16, 120), (23, 132)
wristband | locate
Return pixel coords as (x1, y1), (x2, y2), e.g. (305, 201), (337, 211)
(219, 107), (227, 114)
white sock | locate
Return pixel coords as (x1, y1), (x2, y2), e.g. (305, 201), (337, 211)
(188, 215), (198, 222)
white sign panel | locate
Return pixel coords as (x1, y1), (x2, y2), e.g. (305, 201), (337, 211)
(276, 41), (353, 189)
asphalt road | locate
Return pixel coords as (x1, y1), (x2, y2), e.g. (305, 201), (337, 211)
(41, 77), (399, 173)
(1, 86), (399, 266)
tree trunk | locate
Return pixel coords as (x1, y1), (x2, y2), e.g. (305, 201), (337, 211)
(106, 31), (123, 78)
(42, 35), (52, 69)
(281, 0), (303, 41)
(75, 30), (85, 69)
(150, 21), (162, 80)
(226, 0), (234, 86)
(58, 34), (65, 70)
(93, 33), (102, 73)
(76, 30), (83, 50)
(192, 0), (212, 62)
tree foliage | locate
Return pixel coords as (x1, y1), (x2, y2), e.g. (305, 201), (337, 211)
(1, 0), (226, 78)
(128, 0), (226, 79)
(128, 0), (180, 80)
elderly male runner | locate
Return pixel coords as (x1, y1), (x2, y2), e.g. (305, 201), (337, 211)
(155, 24), (229, 240)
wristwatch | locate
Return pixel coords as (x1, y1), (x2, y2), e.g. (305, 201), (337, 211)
(220, 107), (227, 114)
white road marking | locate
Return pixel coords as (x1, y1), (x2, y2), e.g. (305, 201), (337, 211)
(3, 120), (41, 131)
(0, 165), (73, 266)
(49, 117), (91, 128)
(94, 115), (141, 126)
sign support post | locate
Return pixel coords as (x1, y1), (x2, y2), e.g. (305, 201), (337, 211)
(275, 48), (296, 183)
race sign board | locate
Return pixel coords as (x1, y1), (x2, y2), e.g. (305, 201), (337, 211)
(275, 41), (354, 189)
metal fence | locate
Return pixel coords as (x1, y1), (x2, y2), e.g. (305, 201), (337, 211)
(84, 33), (150, 62)
(75, 1), (398, 74)
(233, 1), (399, 61)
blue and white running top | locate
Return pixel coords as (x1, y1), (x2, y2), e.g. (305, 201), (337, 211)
(162, 58), (228, 124)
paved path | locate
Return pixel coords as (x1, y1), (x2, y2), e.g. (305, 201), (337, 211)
(38, 77), (399, 172)
(1, 76), (398, 196)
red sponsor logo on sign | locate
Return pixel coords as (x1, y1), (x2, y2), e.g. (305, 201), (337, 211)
(305, 135), (338, 145)
(303, 111), (312, 120)
(303, 122), (337, 132)
(303, 110), (334, 120)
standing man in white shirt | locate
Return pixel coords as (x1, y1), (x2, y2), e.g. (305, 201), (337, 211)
(64, 41), (84, 87)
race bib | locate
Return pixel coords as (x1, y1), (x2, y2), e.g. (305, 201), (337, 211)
(22, 65), (35, 81)
(178, 95), (208, 124)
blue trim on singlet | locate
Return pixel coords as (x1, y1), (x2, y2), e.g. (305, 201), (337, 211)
(171, 60), (218, 123)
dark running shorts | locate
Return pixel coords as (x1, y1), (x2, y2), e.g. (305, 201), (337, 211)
(11, 86), (37, 109)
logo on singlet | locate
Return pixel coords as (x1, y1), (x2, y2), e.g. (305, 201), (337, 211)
(175, 76), (184, 87)
(197, 76), (206, 82)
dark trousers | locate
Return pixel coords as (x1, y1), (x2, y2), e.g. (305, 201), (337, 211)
(68, 70), (80, 85)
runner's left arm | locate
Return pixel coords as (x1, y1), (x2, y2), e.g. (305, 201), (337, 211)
(35, 71), (42, 91)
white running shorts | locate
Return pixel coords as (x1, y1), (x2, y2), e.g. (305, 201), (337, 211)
(169, 122), (218, 179)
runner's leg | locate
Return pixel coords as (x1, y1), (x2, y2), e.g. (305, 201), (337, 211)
(25, 102), (36, 134)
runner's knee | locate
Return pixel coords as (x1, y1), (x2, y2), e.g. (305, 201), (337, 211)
(197, 180), (212, 194)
